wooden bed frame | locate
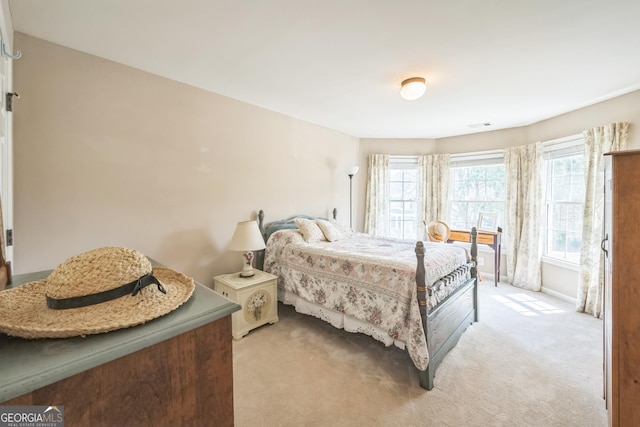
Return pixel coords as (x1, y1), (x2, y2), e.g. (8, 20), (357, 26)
(256, 209), (478, 390)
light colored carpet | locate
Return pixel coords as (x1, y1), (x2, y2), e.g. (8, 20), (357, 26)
(233, 283), (607, 427)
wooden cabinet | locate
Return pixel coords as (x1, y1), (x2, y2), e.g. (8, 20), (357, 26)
(603, 150), (640, 427)
(1, 270), (240, 426)
(5, 318), (235, 427)
(214, 270), (279, 340)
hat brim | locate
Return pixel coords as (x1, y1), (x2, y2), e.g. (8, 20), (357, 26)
(0, 266), (195, 339)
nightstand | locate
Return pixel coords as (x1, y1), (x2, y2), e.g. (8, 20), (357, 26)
(213, 270), (279, 340)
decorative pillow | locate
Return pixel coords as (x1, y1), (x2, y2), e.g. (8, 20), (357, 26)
(315, 219), (342, 242)
(264, 215), (316, 242)
(294, 218), (326, 242)
(329, 219), (354, 236)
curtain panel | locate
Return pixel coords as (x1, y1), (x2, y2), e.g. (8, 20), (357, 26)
(577, 122), (629, 317)
(504, 143), (543, 291)
(364, 154), (390, 236)
(418, 154), (450, 240)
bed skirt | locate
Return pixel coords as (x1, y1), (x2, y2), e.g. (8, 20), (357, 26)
(279, 289), (408, 351)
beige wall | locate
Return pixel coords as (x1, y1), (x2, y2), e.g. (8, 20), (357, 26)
(12, 33), (359, 285)
(359, 89), (640, 300)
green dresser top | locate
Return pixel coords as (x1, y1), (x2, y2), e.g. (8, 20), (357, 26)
(0, 270), (240, 402)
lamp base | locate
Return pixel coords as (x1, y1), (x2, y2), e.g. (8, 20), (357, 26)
(239, 251), (255, 278)
(239, 269), (255, 278)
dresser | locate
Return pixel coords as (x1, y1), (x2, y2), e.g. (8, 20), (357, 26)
(603, 150), (640, 427)
(1, 268), (240, 427)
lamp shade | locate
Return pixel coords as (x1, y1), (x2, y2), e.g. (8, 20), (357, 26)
(228, 221), (266, 251)
(400, 77), (426, 101)
(348, 166), (359, 176)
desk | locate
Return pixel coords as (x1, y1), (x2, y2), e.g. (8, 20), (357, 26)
(448, 229), (502, 286)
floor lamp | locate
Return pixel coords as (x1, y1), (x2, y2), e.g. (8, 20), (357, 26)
(348, 166), (359, 229)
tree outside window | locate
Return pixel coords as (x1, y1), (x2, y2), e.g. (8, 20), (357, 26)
(449, 164), (506, 231)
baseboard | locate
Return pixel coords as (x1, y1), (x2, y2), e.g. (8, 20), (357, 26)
(540, 286), (576, 305)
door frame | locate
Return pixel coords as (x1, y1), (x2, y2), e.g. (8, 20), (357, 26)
(0, 0), (14, 265)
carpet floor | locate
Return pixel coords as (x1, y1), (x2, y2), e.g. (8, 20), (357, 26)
(233, 282), (607, 427)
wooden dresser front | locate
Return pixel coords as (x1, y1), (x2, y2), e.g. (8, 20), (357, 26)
(4, 316), (234, 427)
(603, 150), (640, 427)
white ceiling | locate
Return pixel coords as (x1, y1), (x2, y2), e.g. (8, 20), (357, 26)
(8, 0), (640, 139)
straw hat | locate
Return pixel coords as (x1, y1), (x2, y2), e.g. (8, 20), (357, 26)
(426, 220), (451, 242)
(0, 247), (195, 339)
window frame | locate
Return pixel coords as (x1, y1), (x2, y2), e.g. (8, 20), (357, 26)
(387, 156), (418, 240)
(541, 135), (585, 265)
(448, 150), (506, 234)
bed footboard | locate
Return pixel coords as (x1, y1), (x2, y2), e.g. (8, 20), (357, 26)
(415, 228), (478, 390)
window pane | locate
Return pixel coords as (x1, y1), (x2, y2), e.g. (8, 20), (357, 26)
(552, 176), (570, 201)
(452, 183), (468, 200)
(551, 203), (566, 226)
(566, 231), (582, 253)
(544, 147), (585, 263)
(404, 201), (417, 216)
(388, 164), (419, 240)
(449, 163), (506, 233)
(566, 204), (583, 232)
(389, 182), (403, 200)
(403, 181), (417, 200)
(450, 202), (468, 229)
(551, 229), (566, 253)
(570, 175), (585, 202)
(389, 169), (404, 181)
(553, 158), (569, 176)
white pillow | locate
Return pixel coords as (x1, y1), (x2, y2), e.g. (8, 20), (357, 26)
(294, 218), (326, 242)
(329, 218), (354, 236)
(315, 219), (342, 242)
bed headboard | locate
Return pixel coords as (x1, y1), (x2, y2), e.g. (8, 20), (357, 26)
(257, 209), (337, 242)
(255, 208), (338, 270)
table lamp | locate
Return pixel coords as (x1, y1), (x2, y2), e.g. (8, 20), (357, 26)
(228, 220), (266, 277)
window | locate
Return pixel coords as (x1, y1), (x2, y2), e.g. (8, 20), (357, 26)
(385, 153), (506, 239)
(388, 157), (417, 239)
(449, 151), (506, 232)
(542, 136), (584, 263)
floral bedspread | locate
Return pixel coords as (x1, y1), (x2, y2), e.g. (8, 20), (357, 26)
(263, 230), (470, 371)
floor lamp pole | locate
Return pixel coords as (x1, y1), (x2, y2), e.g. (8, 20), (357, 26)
(348, 174), (354, 228)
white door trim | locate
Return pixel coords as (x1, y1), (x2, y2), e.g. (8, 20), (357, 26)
(0, 0), (14, 265)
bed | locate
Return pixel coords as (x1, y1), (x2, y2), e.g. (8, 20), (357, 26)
(256, 209), (478, 390)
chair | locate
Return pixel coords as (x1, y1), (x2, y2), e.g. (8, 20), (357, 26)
(425, 220), (451, 243)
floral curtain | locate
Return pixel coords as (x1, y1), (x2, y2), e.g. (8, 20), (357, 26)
(364, 154), (389, 236)
(504, 143), (543, 291)
(418, 154), (450, 239)
(577, 122), (629, 317)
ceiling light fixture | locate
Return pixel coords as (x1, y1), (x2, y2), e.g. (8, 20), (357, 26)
(467, 122), (493, 129)
(400, 77), (426, 101)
